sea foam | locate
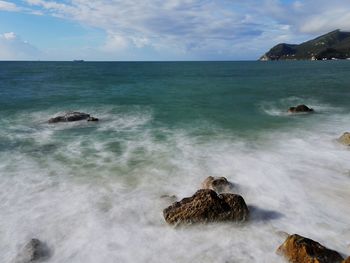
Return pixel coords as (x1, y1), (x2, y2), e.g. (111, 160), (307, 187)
(1, 106), (350, 262)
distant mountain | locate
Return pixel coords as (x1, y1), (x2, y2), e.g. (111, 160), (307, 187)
(259, 30), (350, 61)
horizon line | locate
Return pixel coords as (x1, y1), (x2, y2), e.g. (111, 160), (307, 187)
(0, 59), (259, 62)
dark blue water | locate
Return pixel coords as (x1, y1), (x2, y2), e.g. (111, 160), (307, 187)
(1, 61), (350, 130)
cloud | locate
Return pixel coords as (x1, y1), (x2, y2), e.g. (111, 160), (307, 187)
(102, 33), (129, 52)
(0, 0), (19, 11)
(0, 32), (41, 60)
(294, 1), (350, 34)
(253, 0), (350, 34)
(10, 0), (350, 60)
(21, 0), (270, 58)
(3, 32), (16, 40)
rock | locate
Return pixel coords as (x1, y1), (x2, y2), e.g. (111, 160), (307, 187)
(277, 234), (344, 263)
(87, 116), (99, 122)
(288, 104), (314, 113)
(14, 239), (50, 263)
(163, 189), (249, 226)
(201, 176), (234, 193)
(343, 257), (350, 263)
(338, 132), (350, 146)
(48, 116), (65, 123)
(48, 111), (98, 123)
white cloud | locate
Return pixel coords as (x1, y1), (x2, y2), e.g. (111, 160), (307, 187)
(0, 32), (40, 60)
(3, 32), (16, 40)
(297, 5), (350, 33)
(293, 1), (303, 10)
(10, 0), (350, 60)
(257, 0), (350, 34)
(131, 37), (150, 48)
(26, 0), (70, 11)
(102, 33), (129, 52)
(21, 0), (267, 57)
(0, 0), (19, 11)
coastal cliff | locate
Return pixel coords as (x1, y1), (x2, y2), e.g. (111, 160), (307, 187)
(260, 30), (350, 61)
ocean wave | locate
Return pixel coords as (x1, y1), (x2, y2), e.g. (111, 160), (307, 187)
(259, 96), (343, 117)
(1, 104), (350, 262)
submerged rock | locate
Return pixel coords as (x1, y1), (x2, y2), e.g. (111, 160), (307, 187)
(201, 176), (234, 193)
(338, 132), (350, 146)
(48, 111), (98, 123)
(14, 238), (51, 263)
(288, 104), (314, 113)
(163, 189), (249, 226)
(277, 234), (344, 263)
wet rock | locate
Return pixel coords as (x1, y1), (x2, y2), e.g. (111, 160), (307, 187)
(201, 176), (234, 193)
(277, 234), (344, 263)
(288, 104), (314, 113)
(14, 238), (51, 263)
(87, 116), (99, 122)
(48, 111), (98, 123)
(163, 189), (249, 226)
(338, 132), (350, 146)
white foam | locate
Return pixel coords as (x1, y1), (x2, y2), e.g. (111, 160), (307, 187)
(260, 96), (343, 117)
(1, 109), (350, 262)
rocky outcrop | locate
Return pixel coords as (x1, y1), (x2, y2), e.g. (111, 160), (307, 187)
(288, 104), (314, 113)
(201, 176), (234, 193)
(48, 111), (98, 123)
(277, 234), (344, 263)
(338, 132), (350, 146)
(14, 239), (51, 263)
(163, 189), (249, 226)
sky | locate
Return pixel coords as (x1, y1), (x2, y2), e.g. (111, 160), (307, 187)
(1, 0), (350, 61)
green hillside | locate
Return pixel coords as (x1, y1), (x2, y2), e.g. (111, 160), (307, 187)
(260, 30), (350, 60)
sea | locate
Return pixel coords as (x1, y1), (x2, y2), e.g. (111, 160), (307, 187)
(0, 61), (349, 262)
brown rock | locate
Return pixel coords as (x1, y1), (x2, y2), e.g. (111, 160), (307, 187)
(288, 104), (314, 113)
(338, 132), (350, 146)
(163, 189), (249, 226)
(201, 176), (234, 193)
(343, 257), (350, 263)
(277, 234), (344, 263)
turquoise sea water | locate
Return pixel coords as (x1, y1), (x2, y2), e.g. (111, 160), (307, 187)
(1, 61), (350, 262)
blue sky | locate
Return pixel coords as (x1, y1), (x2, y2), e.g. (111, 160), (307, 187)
(1, 0), (350, 61)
